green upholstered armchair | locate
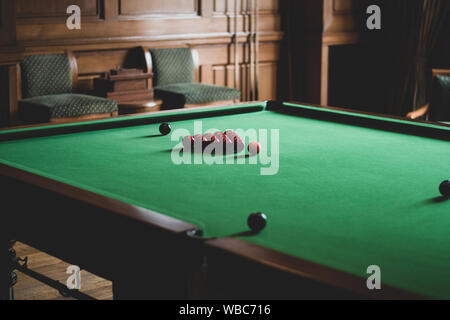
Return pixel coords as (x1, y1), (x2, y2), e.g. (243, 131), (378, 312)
(407, 70), (450, 123)
(147, 47), (241, 108)
(19, 52), (118, 123)
(429, 74), (450, 123)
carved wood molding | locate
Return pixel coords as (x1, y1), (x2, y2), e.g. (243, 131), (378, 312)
(0, 0), (17, 47)
(16, 0), (104, 24)
(20, 31), (284, 52)
(332, 0), (354, 15)
(323, 0), (357, 33)
(117, 0), (199, 20)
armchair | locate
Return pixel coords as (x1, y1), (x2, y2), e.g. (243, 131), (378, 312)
(407, 69), (450, 123)
(18, 52), (118, 123)
(145, 47), (241, 109)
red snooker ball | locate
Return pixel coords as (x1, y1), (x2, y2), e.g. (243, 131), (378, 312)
(224, 130), (237, 139)
(233, 136), (245, 153)
(182, 136), (194, 149)
(248, 142), (261, 155)
(193, 134), (206, 143)
(213, 131), (224, 143)
(223, 134), (232, 145)
(204, 133), (216, 142)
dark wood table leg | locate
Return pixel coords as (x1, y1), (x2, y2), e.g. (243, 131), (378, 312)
(111, 253), (194, 300)
(111, 238), (204, 300)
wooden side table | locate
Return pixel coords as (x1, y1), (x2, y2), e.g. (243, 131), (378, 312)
(118, 99), (163, 115)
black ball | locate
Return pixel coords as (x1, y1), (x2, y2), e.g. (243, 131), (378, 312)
(247, 212), (267, 233)
(159, 123), (172, 135)
(439, 180), (450, 197)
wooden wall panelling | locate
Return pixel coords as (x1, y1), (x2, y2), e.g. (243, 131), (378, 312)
(199, 0), (214, 18)
(322, 0), (360, 106)
(118, 0), (198, 19)
(240, 63), (250, 102)
(0, 0), (17, 47)
(16, 0), (104, 23)
(258, 62), (278, 101)
(225, 64), (235, 89)
(196, 38), (280, 102)
(74, 47), (148, 92)
(75, 49), (131, 75)
(213, 0), (243, 15)
(286, 0), (360, 105)
(321, 45), (330, 105)
(211, 64), (238, 90)
(212, 65), (227, 87)
(103, 0), (117, 21)
(0, 0), (23, 127)
(8, 0), (282, 112)
(302, 34), (323, 104)
(15, 0), (281, 51)
(323, 0), (357, 34)
(0, 67), (9, 126)
(8, 64), (20, 124)
(197, 43), (243, 99)
(199, 64), (213, 84)
(213, 0), (279, 15)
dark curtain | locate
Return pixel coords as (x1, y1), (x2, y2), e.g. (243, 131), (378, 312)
(385, 0), (450, 116)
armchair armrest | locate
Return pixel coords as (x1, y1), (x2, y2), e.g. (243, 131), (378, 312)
(406, 104), (430, 120)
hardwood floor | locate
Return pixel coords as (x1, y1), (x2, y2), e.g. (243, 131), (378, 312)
(13, 242), (113, 300)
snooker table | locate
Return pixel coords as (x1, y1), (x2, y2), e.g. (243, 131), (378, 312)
(1, 101), (450, 300)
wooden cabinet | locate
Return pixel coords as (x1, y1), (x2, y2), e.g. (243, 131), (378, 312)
(287, 0), (361, 105)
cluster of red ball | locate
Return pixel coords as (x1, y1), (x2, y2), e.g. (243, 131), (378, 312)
(182, 130), (261, 155)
